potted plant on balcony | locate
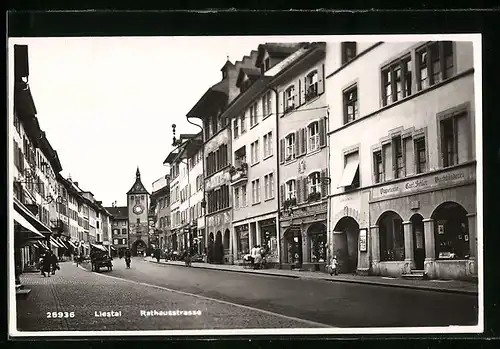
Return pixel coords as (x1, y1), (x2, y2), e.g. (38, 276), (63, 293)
(229, 166), (237, 176)
(239, 162), (248, 172)
(307, 191), (321, 202)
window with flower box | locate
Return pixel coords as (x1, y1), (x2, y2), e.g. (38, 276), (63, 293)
(305, 71), (318, 102)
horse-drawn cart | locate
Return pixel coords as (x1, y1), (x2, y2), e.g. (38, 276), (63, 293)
(90, 246), (112, 272)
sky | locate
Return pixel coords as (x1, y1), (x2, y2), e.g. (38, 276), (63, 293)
(9, 35), (328, 207)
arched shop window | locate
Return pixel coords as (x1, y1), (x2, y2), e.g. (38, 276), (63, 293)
(432, 202), (470, 259)
(378, 211), (405, 261)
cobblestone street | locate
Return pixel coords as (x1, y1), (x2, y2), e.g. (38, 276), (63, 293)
(15, 259), (324, 332)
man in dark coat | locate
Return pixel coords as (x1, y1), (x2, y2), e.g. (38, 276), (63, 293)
(41, 252), (52, 277)
(49, 251), (59, 275)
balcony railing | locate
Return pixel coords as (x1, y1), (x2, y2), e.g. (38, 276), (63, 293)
(230, 163), (248, 186)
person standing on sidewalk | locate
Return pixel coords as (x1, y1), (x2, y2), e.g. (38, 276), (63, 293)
(329, 256), (338, 276)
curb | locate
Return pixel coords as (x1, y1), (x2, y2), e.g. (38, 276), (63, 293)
(146, 259), (299, 279)
(145, 259), (478, 296)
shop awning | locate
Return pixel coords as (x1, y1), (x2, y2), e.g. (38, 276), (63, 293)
(91, 243), (107, 252)
(57, 237), (68, 249)
(51, 236), (65, 248)
(38, 241), (49, 250)
(13, 210), (45, 238)
(68, 240), (77, 249)
(49, 239), (59, 248)
(13, 197), (51, 233)
(110, 246), (116, 250)
(337, 158), (359, 188)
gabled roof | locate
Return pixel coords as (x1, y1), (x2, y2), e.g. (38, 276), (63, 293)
(220, 59), (234, 71)
(163, 149), (180, 165)
(255, 42), (306, 68)
(39, 131), (63, 173)
(185, 79), (228, 119)
(236, 67), (261, 88)
(126, 167), (150, 195)
(105, 206), (128, 219)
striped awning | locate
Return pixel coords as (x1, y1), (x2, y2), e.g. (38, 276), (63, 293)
(68, 240), (77, 249)
(50, 236), (64, 248)
(38, 241), (49, 250)
(91, 243), (107, 252)
(13, 210), (45, 238)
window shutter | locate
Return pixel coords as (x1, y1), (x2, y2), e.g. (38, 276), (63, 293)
(19, 146), (24, 172)
(296, 178), (303, 203)
(319, 117), (327, 148)
(280, 138), (285, 164)
(295, 130), (300, 158)
(297, 128), (303, 157)
(303, 77), (307, 104)
(321, 168), (328, 198)
(318, 64), (325, 95)
(301, 128), (307, 155)
(280, 184), (285, 207)
(303, 175), (309, 201)
(281, 91), (285, 115)
(298, 79), (303, 106)
(294, 80), (299, 107)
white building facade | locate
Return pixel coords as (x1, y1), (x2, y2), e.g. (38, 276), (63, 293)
(326, 40), (477, 280)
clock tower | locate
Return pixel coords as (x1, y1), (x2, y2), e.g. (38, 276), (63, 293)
(127, 167), (150, 255)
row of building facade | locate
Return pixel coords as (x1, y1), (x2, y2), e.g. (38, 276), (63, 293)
(148, 39), (477, 281)
(11, 45), (117, 283)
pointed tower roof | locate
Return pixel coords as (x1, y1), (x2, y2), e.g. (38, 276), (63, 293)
(127, 166), (150, 195)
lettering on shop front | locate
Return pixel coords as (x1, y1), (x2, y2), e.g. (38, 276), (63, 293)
(375, 169), (468, 199)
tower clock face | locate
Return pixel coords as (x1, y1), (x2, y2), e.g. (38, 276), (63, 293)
(133, 204), (144, 215)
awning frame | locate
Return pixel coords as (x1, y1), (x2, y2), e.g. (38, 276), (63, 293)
(337, 159), (360, 188)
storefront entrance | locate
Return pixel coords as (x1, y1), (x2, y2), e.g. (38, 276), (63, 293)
(214, 231), (224, 264)
(411, 214), (426, 269)
(284, 227), (302, 268)
(333, 217), (359, 273)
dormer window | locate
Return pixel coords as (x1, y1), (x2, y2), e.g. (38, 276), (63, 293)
(264, 58), (270, 71)
(222, 70), (227, 79)
(341, 42), (357, 64)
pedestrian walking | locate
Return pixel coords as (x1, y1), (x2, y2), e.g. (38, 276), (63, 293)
(154, 248), (161, 263)
(49, 251), (59, 275)
(124, 248), (131, 268)
(40, 252), (51, 277)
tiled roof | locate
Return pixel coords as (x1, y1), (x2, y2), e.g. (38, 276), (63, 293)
(256, 42), (307, 68)
(105, 206), (128, 219)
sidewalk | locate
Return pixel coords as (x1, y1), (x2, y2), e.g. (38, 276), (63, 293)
(144, 257), (478, 295)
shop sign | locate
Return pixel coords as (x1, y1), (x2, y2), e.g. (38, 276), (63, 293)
(372, 166), (472, 200)
(205, 171), (230, 191)
(359, 229), (367, 252)
(207, 211), (231, 228)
